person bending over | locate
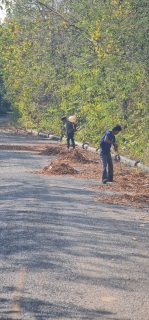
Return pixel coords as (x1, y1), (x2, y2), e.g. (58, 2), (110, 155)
(100, 124), (122, 183)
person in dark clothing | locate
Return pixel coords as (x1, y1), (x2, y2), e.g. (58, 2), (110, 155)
(61, 116), (75, 149)
(100, 124), (122, 183)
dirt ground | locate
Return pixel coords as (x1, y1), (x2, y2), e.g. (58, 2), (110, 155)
(0, 122), (149, 210)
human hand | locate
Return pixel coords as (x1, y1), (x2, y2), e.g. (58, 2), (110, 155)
(114, 143), (118, 152)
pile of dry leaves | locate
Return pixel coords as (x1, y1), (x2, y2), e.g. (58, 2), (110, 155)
(36, 144), (149, 209)
(0, 115), (148, 208)
(0, 128), (148, 208)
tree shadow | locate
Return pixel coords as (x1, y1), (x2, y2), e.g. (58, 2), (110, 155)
(0, 150), (148, 319)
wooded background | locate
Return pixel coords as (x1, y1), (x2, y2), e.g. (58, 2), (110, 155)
(0, 0), (149, 163)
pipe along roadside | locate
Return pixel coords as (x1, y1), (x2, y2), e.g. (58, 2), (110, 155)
(27, 130), (149, 173)
(79, 141), (149, 173)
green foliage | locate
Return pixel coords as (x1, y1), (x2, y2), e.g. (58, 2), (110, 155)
(0, 73), (11, 114)
(0, 0), (149, 164)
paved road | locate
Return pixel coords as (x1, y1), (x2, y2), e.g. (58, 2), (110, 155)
(0, 130), (149, 320)
(0, 114), (12, 123)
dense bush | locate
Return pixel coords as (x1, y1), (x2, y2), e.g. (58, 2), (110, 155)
(0, 0), (149, 163)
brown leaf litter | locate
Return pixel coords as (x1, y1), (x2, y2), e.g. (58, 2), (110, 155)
(34, 144), (149, 209)
(0, 144), (46, 152)
(1, 140), (149, 208)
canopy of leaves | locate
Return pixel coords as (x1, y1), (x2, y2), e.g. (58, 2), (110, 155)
(0, 0), (149, 162)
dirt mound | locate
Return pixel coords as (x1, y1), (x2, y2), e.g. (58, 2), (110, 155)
(39, 146), (93, 163)
(40, 145), (92, 163)
(59, 149), (91, 163)
(39, 145), (62, 156)
(42, 160), (78, 175)
(35, 148), (90, 176)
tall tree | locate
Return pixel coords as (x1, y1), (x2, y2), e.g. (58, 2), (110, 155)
(0, 0), (149, 161)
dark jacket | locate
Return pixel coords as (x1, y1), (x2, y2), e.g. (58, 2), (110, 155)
(66, 120), (74, 134)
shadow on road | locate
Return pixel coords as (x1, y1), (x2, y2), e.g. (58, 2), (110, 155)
(0, 149), (148, 320)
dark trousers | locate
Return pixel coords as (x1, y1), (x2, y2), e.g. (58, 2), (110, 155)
(100, 149), (113, 181)
(67, 132), (75, 149)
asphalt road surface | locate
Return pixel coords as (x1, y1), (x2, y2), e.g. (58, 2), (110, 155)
(0, 130), (149, 320)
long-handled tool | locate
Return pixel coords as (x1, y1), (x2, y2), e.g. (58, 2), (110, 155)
(114, 154), (123, 173)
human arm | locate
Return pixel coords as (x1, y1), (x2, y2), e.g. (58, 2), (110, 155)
(104, 135), (118, 149)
